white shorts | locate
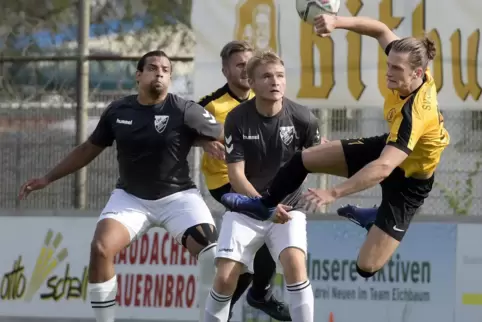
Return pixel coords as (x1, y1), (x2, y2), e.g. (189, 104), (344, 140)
(98, 188), (215, 243)
(216, 210), (307, 271)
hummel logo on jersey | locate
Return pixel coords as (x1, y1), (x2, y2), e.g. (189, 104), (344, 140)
(154, 115), (169, 133)
(225, 135), (233, 154)
(243, 134), (259, 140)
(202, 110), (217, 124)
(116, 119), (132, 125)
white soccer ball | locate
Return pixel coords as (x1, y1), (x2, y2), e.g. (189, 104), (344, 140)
(296, 0), (341, 24)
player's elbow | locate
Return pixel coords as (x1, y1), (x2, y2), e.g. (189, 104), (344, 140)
(374, 159), (396, 179)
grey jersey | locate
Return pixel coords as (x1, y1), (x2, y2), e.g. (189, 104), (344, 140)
(224, 98), (321, 206)
(89, 94), (222, 200)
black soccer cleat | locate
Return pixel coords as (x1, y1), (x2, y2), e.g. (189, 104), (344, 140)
(246, 289), (292, 321)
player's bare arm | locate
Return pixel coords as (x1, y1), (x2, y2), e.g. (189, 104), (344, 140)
(314, 14), (399, 50)
(227, 161), (261, 198)
(303, 145), (409, 208)
(332, 145), (408, 198)
(19, 141), (104, 199)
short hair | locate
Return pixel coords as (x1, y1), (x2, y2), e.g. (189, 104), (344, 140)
(391, 36), (436, 70)
(220, 40), (254, 65)
(137, 50), (171, 72)
(246, 51), (284, 79)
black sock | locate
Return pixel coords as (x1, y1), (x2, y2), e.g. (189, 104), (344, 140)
(250, 244), (276, 300)
(230, 273), (253, 308)
(262, 151), (309, 208)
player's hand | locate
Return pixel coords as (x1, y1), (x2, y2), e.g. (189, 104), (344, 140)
(320, 137), (330, 144)
(19, 177), (50, 200)
(302, 188), (336, 211)
(201, 140), (225, 160)
(271, 204), (292, 224)
(314, 14), (337, 37)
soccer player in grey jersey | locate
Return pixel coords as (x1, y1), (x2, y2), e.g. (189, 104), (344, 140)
(204, 51), (319, 322)
(19, 51), (224, 322)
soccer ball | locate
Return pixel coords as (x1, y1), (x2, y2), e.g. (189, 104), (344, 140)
(296, 0), (341, 24)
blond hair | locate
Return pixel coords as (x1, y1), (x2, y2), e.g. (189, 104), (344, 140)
(246, 51), (284, 79)
(220, 40), (254, 65)
(391, 36), (436, 70)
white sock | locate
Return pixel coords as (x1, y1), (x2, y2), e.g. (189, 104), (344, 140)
(286, 280), (314, 322)
(204, 289), (232, 322)
(89, 275), (117, 322)
(197, 243), (217, 322)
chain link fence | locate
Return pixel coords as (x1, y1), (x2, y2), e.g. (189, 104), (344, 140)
(1, 0), (481, 215)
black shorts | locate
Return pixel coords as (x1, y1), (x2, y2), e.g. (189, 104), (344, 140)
(341, 134), (434, 241)
(209, 183), (232, 204)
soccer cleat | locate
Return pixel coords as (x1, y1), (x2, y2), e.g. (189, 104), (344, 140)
(337, 204), (378, 230)
(220, 193), (276, 221)
(246, 289), (292, 321)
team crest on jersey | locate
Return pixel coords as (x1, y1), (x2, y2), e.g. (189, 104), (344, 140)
(280, 126), (295, 145)
(154, 115), (169, 133)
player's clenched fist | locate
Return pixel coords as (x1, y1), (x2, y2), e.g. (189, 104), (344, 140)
(314, 14), (337, 37)
(271, 204), (293, 224)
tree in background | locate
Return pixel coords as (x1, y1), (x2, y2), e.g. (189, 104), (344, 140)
(0, 0), (194, 99)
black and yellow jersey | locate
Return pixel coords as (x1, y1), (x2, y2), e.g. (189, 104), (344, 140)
(384, 44), (450, 177)
(198, 84), (255, 190)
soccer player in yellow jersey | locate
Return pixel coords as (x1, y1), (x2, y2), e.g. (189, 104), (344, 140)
(220, 16), (449, 280)
(199, 41), (291, 321)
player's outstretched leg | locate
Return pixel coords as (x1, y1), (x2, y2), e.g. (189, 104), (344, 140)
(88, 218), (132, 322)
(246, 244), (291, 321)
(181, 224), (218, 322)
(337, 204), (378, 231)
(221, 142), (349, 219)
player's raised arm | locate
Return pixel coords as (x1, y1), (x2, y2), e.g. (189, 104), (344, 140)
(314, 14), (399, 52)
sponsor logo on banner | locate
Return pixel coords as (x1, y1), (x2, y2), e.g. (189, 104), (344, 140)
(304, 221), (456, 322)
(194, 0), (482, 108)
(306, 253), (431, 302)
(235, 0), (278, 52)
(113, 230), (198, 310)
(0, 217), (200, 320)
(1, 229), (88, 303)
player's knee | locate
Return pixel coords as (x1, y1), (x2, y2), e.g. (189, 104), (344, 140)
(182, 223), (218, 255)
(213, 258), (242, 294)
(356, 263), (379, 278)
(279, 247), (307, 284)
(90, 239), (113, 261)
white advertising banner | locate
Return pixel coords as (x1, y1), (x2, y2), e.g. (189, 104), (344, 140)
(192, 0), (482, 109)
(0, 217), (212, 321)
(2, 216), (482, 321)
(304, 221), (457, 322)
(455, 224), (482, 321)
